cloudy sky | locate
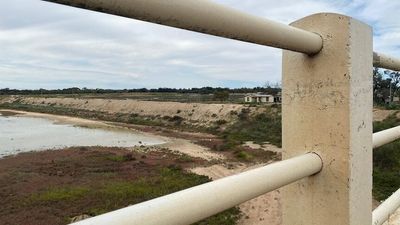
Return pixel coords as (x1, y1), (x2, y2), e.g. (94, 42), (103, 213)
(1, 0), (399, 89)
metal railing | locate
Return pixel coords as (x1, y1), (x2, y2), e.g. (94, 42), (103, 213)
(40, 0), (400, 225)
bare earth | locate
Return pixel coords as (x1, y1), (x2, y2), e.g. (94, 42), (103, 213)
(15, 97), (247, 125)
(374, 108), (398, 121)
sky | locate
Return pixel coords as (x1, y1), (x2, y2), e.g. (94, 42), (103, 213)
(0, 0), (399, 89)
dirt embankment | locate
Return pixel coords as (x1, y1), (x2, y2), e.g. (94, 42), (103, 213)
(11, 97), (248, 126)
(374, 108), (398, 121)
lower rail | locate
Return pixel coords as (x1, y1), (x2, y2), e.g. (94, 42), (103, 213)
(373, 188), (400, 225)
(373, 126), (400, 149)
(70, 153), (322, 225)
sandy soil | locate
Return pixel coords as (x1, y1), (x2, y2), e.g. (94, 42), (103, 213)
(243, 141), (282, 153)
(14, 97), (247, 125)
(160, 138), (224, 161)
(1, 109), (116, 129)
(191, 163), (281, 225)
(374, 108), (398, 121)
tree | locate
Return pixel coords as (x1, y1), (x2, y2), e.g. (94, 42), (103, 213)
(385, 70), (400, 102)
(213, 90), (230, 101)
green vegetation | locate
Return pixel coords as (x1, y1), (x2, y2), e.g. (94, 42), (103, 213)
(30, 187), (90, 203)
(213, 90), (230, 101)
(29, 166), (241, 224)
(207, 105), (281, 162)
(373, 112), (400, 201)
(222, 106), (282, 148)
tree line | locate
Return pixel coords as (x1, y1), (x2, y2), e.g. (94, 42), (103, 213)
(0, 86), (281, 96)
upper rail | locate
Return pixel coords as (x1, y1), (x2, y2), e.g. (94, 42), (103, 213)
(70, 153), (322, 225)
(374, 52), (400, 72)
(42, 0), (400, 71)
(42, 0), (324, 54)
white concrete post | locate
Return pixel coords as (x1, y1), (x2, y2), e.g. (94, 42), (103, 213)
(282, 13), (373, 225)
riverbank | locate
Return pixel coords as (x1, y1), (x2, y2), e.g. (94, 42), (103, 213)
(0, 110), (225, 161)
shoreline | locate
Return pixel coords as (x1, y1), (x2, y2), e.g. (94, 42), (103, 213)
(0, 109), (224, 161)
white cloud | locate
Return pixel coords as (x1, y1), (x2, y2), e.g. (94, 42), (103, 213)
(0, 0), (399, 89)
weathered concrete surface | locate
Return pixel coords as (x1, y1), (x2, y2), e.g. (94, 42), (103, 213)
(282, 13), (373, 225)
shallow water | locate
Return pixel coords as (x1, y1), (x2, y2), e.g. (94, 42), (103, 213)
(0, 113), (165, 157)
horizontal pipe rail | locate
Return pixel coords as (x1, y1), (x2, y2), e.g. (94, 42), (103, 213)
(373, 188), (400, 225)
(373, 126), (400, 149)
(41, 0), (323, 55)
(374, 52), (400, 71)
(70, 153), (322, 225)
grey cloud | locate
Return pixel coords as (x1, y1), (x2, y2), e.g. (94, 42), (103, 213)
(0, 0), (399, 89)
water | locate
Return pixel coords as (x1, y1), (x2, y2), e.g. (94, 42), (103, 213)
(0, 113), (165, 157)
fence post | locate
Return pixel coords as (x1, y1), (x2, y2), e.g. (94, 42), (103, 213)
(282, 13), (373, 225)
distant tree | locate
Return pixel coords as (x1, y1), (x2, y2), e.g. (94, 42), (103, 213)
(385, 70), (400, 102)
(213, 90), (230, 101)
(373, 68), (396, 104)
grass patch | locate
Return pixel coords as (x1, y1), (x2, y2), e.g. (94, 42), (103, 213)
(28, 166), (240, 224)
(373, 140), (400, 201)
(222, 107), (281, 148)
(214, 106), (281, 161)
(234, 151), (254, 161)
(373, 112), (400, 201)
(30, 187), (90, 202)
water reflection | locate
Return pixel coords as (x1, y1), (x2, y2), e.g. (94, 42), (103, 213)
(0, 114), (165, 157)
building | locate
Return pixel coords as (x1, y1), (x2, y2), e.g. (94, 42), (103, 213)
(244, 92), (281, 103)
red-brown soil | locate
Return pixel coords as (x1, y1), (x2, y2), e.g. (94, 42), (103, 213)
(0, 147), (205, 225)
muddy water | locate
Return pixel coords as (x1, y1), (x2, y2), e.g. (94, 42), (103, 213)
(0, 112), (165, 157)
